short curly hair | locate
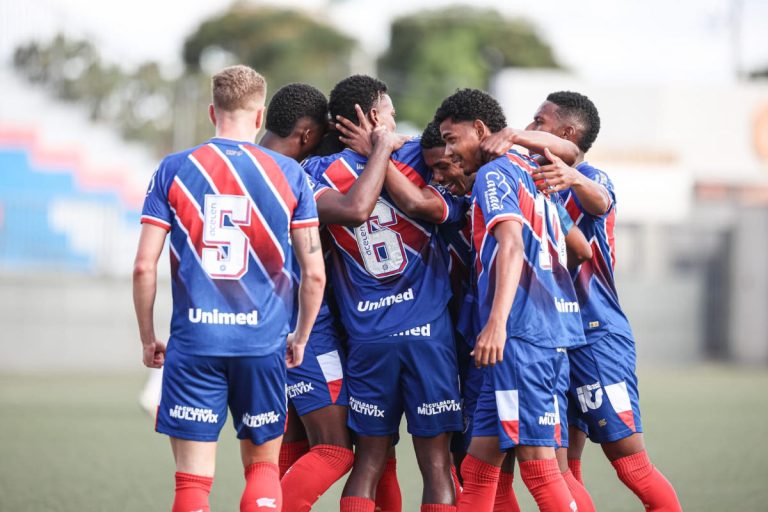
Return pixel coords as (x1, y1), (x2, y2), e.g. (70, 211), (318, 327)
(328, 75), (388, 126)
(433, 89), (506, 133)
(420, 121), (445, 149)
(266, 83), (328, 137)
(546, 91), (601, 153)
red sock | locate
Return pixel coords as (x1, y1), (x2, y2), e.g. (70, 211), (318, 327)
(457, 454), (500, 512)
(374, 457), (402, 512)
(518, 459), (576, 512)
(568, 459), (583, 484)
(281, 444), (354, 511)
(241, 462), (281, 512)
(341, 496), (376, 512)
(421, 505), (457, 512)
(493, 471), (521, 512)
(279, 439), (309, 478)
(612, 451), (682, 511)
(173, 472), (213, 512)
(450, 464), (463, 500)
(563, 469), (595, 512)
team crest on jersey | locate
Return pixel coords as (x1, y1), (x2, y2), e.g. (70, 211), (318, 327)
(483, 170), (512, 212)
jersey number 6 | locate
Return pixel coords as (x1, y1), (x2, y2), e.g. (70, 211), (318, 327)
(354, 201), (407, 279)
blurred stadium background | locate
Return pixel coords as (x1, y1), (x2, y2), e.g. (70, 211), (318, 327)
(1, 0), (767, 510)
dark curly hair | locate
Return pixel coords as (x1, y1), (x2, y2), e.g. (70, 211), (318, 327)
(546, 91), (601, 153)
(266, 83), (328, 137)
(328, 75), (388, 126)
(420, 121), (445, 149)
(433, 89), (506, 133)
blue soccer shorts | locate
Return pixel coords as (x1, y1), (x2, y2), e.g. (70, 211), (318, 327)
(471, 338), (568, 450)
(345, 311), (463, 437)
(156, 343), (286, 445)
(286, 331), (349, 416)
(556, 348), (570, 448)
(567, 332), (643, 443)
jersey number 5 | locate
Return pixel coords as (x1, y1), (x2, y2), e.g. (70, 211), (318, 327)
(354, 201), (407, 279)
(202, 194), (251, 279)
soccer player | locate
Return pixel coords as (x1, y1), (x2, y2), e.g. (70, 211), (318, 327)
(304, 75), (465, 512)
(526, 91), (682, 511)
(434, 88), (587, 512)
(259, 82), (403, 512)
(133, 65), (325, 512)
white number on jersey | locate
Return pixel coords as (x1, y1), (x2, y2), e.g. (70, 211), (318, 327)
(534, 195), (567, 271)
(201, 194), (251, 279)
(353, 201), (407, 278)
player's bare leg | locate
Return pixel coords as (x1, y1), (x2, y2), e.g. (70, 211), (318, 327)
(341, 435), (393, 511)
(281, 405), (354, 512)
(170, 438), (217, 512)
(412, 433), (455, 506)
(281, 404), (309, 477)
(566, 426), (588, 482)
(240, 436), (283, 512)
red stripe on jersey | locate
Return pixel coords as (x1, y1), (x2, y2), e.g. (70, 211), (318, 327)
(241, 145), (298, 213)
(168, 179), (204, 257)
(323, 158), (357, 194)
(141, 215), (171, 231)
(391, 159), (427, 187)
(506, 152), (537, 175)
(386, 212), (429, 254)
(517, 185), (544, 237)
(327, 225), (366, 268)
(565, 194), (582, 223)
(605, 208), (616, 270)
(471, 202), (487, 276)
(191, 145), (286, 281)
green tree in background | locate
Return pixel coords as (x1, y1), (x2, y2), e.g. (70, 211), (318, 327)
(378, 6), (559, 127)
(183, 5), (356, 95)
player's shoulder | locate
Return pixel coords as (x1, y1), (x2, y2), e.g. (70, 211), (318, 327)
(391, 137), (422, 162)
(576, 161), (612, 187)
(302, 149), (363, 177)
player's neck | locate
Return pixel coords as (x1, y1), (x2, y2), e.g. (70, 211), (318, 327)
(574, 152), (586, 166)
(214, 118), (258, 144)
(260, 132), (299, 160)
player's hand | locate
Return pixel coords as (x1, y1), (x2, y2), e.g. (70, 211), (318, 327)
(480, 127), (518, 160)
(285, 331), (308, 369)
(531, 147), (580, 195)
(471, 320), (507, 368)
(142, 339), (166, 369)
(370, 124), (408, 153)
(337, 104), (373, 156)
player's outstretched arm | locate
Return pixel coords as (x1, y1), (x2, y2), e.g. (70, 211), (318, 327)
(133, 224), (168, 368)
(532, 148), (611, 216)
(382, 162), (447, 223)
(317, 124), (400, 226)
(287, 225), (326, 369)
(481, 127), (580, 166)
(473, 220), (524, 368)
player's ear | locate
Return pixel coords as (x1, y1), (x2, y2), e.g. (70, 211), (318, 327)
(563, 124), (576, 141)
(300, 127), (312, 146)
(208, 104), (217, 127)
(473, 119), (488, 140)
(369, 108), (379, 127)
(254, 106), (265, 131)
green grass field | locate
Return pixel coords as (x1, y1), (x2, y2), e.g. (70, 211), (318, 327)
(1, 365), (766, 511)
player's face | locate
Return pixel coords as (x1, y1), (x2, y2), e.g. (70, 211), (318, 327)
(423, 146), (469, 196)
(371, 94), (397, 132)
(439, 119), (483, 176)
(526, 101), (564, 136)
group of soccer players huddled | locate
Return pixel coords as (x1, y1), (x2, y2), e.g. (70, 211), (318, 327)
(133, 65), (683, 512)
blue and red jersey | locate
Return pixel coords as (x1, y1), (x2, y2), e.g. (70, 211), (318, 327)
(470, 150), (585, 349)
(557, 162), (633, 343)
(141, 138), (318, 357)
(302, 139), (463, 341)
(437, 194), (472, 320)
